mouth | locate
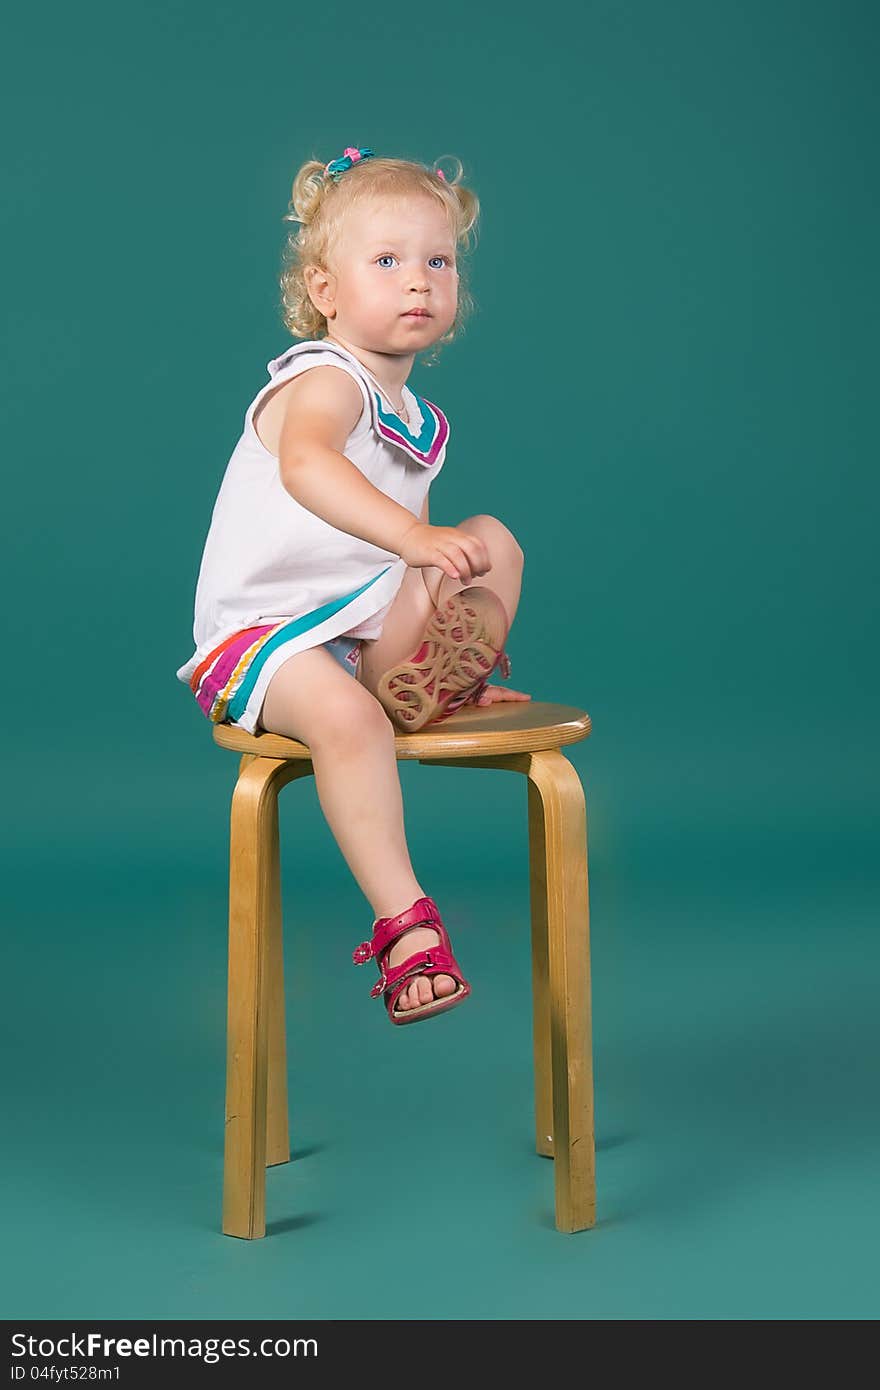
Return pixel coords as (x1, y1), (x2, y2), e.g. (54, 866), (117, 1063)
(402, 309), (431, 318)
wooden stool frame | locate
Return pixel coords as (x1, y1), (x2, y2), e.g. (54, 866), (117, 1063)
(214, 702), (595, 1238)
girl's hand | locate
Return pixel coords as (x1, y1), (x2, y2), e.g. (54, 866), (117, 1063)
(474, 684), (531, 706)
(398, 522), (490, 584)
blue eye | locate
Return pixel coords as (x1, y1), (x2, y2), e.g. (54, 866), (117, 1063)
(376, 254), (397, 268)
(429, 256), (449, 269)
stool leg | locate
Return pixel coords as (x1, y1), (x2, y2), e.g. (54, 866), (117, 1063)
(222, 756), (289, 1238)
(265, 785), (290, 1168)
(526, 749), (596, 1233)
(238, 755), (289, 1167)
(528, 820), (554, 1160)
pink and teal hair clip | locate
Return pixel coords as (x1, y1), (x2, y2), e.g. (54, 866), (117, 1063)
(323, 145), (448, 182)
(324, 146), (375, 181)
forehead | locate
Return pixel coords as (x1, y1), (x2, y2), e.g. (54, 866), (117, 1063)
(343, 194), (455, 247)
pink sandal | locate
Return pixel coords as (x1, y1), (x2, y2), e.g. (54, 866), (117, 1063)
(352, 895), (471, 1026)
(376, 585), (512, 733)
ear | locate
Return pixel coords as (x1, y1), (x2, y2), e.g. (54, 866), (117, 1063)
(304, 263), (337, 319)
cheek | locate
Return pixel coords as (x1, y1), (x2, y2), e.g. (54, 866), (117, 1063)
(362, 277), (390, 304)
(348, 282), (380, 318)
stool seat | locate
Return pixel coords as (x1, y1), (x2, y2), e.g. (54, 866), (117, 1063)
(213, 700), (591, 760)
(215, 697), (596, 1240)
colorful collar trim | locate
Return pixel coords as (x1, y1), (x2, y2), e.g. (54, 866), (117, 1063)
(372, 391), (449, 469)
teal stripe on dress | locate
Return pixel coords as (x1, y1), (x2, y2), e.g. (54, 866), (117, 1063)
(227, 567), (393, 722)
(374, 393), (436, 449)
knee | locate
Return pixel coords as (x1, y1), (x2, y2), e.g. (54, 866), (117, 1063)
(459, 514), (524, 567)
(310, 684), (395, 754)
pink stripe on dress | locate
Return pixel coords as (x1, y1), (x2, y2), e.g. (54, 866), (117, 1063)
(195, 623), (277, 717)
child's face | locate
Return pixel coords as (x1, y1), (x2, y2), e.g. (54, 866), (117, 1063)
(315, 194), (459, 353)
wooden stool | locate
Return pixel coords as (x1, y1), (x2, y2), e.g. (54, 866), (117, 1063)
(213, 700), (595, 1238)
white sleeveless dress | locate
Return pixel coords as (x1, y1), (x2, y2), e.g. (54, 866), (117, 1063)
(175, 339), (450, 733)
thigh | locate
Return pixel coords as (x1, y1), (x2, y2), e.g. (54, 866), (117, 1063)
(258, 641), (389, 745)
(355, 563), (450, 697)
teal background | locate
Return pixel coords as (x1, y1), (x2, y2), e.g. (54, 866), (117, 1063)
(2, 0), (877, 1320)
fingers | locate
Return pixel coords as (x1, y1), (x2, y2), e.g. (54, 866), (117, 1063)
(457, 532), (491, 578)
(428, 540), (463, 580)
(428, 529), (491, 583)
(446, 534), (490, 583)
(435, 541), (475, 582)
(449, 544), (472, 582)
(437, 553), (461, 580)
(476, 686), (532, 704)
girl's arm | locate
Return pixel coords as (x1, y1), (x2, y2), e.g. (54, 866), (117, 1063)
(279, 366), (420, 556)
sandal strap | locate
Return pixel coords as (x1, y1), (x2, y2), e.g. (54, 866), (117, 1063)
(352, 894), (443, 964)
(438, 648), (513, 719)
(369, 945), (462, 1000)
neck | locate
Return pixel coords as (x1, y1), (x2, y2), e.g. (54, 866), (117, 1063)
(323, 331), (414, 407)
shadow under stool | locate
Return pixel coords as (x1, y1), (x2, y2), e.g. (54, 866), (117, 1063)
(212, 699), (595, 1238)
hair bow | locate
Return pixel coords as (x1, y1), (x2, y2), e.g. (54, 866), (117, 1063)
(324, 146), (376, 181)
(323, 145), (448, 183)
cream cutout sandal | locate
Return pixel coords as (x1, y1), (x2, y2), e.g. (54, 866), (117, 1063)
(376, 585), (512, 733)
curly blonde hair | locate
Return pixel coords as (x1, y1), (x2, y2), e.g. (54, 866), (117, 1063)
(278, 153), (480, 366)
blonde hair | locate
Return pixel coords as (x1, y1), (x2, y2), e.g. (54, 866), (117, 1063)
(278, 154), (480, 366)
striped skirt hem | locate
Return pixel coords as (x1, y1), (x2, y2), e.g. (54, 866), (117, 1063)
(186, 565), (400, 734)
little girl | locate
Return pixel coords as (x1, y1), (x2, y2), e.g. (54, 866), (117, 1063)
(176, 145), (531, 1025)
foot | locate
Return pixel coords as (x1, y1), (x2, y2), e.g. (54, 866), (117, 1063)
(386, 924), (458, 1012)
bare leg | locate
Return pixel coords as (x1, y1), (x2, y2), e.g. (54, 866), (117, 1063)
(258, 644), (456, 1011)
(357, 514), (525, 699)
